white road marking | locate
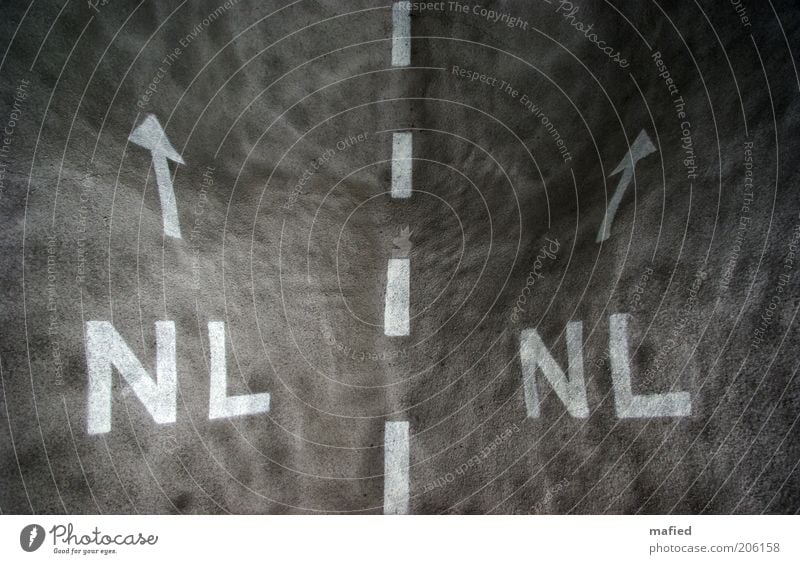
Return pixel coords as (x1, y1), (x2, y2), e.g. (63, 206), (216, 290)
(609, 313), (691, 417)
(384, 420), (410, 515)
(519, 322), (589, 418)
(384, 6), (412, 514)
(596, 130), (656, 243)
(391, 2), (411, 67)
(384, 258), (410, 336)
(85, 321), (177, 434)
(391, 132), (413, 199)
(128, 114), (186, 239)
(208, 322), (270, 419)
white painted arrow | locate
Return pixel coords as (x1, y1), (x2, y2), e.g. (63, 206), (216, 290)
(596, 130), (656, 243)
(384, 258), (410, 336)
(391, 1), (411, 67)
(385, 227), (412, 336)
(128, 114), (186, 239)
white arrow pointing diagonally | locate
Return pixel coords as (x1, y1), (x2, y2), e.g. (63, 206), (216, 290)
(128, 114), (186, 239)
(596, 130), (656, 243)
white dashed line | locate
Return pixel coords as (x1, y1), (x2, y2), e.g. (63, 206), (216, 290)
(384, 420), (410, 514)
(128, 114), (186, 239)
(391, 132), (413, 199)
(391, 2), (411, 67)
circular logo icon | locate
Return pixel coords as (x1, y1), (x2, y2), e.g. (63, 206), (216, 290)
(20, 524), (45, 552)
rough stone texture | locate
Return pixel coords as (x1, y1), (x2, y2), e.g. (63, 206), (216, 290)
(0, 0), (798, 514)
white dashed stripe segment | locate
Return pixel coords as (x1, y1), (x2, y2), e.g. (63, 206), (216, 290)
(384, 258), (410, 336)
(384, 421), (410, 514)
(391, 1), (411, 67)
(391, 132), (413, 198)
(384, 0), (412, 516)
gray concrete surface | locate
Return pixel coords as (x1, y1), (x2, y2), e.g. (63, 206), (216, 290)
(0, 0), (798, 514)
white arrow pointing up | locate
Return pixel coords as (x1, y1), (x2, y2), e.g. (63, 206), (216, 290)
(596, 130), (656, 243)
(128, 114), (186, 239)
